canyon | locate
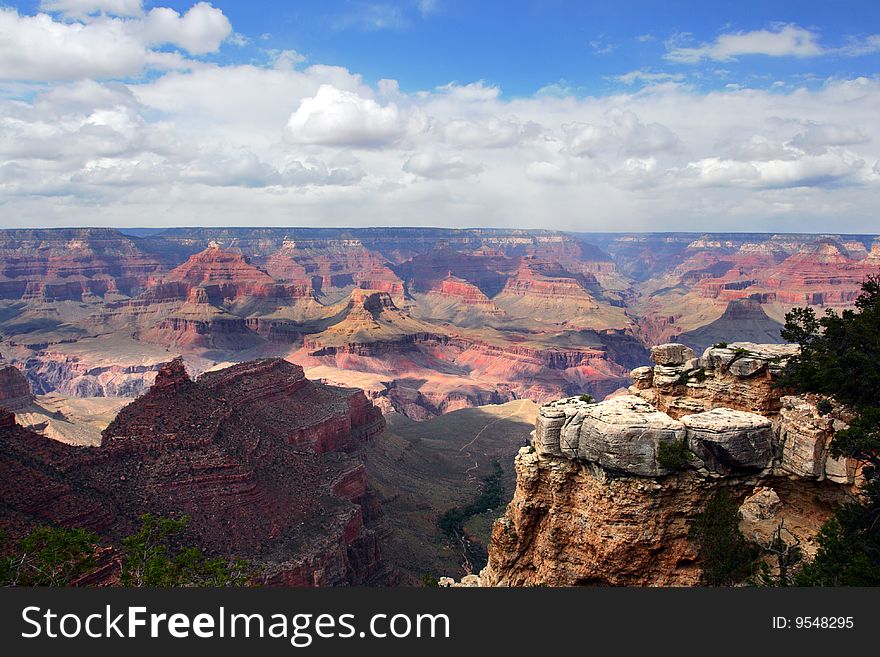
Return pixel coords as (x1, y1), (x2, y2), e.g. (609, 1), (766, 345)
(0, 357), (389, 586)
(1, 227), (878, 587)
(2, 228), (877, 422)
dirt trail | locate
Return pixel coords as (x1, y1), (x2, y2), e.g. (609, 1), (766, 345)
(461, 399), (529, 480)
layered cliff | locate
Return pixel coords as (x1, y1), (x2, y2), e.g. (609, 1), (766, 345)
(477, 341), (856, 587)
(0, 357), (390, 586)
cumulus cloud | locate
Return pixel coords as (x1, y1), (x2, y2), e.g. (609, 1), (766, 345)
(286, 85), (420, 147)
(403, 152), (482, 179)
(141, 3), (232, 55)
(0, 3), (231, 82)
(666, 24), (823, 63)
(1, 14), (880, 233)
(440, 117), (540, 149)
(790, 123), (871, 153)
(564, 111), (679, 158)
(679, 152), (864, 189)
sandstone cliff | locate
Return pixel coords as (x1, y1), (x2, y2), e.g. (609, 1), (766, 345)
(474, 342), (856, 586)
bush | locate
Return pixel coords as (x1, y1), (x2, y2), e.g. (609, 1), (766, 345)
(657, 438), (691, 470)
(0, 526), (99, 586)
(579, 394), (594, 403)
(816, 398), (833, 416)
(689, 490), (758, 586)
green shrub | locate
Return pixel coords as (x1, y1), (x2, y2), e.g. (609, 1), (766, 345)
(579, 394), (594, 403)
(657, 438), (691, 470)
(689, 490), (758, 586)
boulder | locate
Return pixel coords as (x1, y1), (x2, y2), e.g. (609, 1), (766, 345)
(629, 366), (654, 390)
(682, 407), (773, 473)
(700, 342), (798, 378)
(739, 486), (781, 522)
(778, 395), (832, 478)
(557, 395), (686, 476)
(652, 365), (684, 388)
(650, 343), (695, 366)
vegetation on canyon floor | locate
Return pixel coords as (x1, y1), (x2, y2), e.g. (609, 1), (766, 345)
(0, 514), (252, 587)
(439, 461), (505, 574)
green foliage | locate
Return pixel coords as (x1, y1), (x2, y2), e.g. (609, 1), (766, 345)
(1, 514), (253, 587)
(439, 461), (505, 572)
(713, 342), (728, 349)
(421, 573), (439, 587)
(1, 526), (100, 586)
(689, 490), (758, 586)
(121, 514), (251, 587)
(657, 437), (691, 470)
(816, 398), (834, 416)
(780, 275), (880, 586)
(779, 274), (880, 411)
(578, 394), (594, 403)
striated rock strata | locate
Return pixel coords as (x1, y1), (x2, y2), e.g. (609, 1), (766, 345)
(0, 357), (390, 586)
(478, 341), (857, 586)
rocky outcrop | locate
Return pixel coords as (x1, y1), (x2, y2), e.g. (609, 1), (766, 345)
(479, 342), (856, 587)
(0, 358), (390, 586)
(0, 363), (34, 409)
(535, 395), (685, 476)
(630, 342), (799, 418)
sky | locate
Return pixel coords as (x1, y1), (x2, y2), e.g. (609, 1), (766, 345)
(1, 1), (879, 232)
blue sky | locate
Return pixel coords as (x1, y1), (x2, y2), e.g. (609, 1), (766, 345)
(9, 0), (880, 94)
(0, 1), (879, 231)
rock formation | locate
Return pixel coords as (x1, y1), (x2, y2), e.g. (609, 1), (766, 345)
(476, 341), (857, 587)
(0, 357), (390, 586)
(0, 362), (34, 409)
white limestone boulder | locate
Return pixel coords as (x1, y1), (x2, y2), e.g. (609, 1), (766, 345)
(682, 407), (774, 473)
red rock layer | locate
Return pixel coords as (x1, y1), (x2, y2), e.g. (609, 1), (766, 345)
(0, 358), (389, 586)
(0, 363), (33, 409)
(0, 228), (164, 300)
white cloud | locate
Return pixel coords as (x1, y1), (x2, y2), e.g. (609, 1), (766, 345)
(680, 152), (864, 189)
(0, 4), (231, 82)
(614, 70), (684, 86)
(40, 0), (143, 17)
(791, 123), (871, 153)
(403, 152), (482, 179)
(564, 111), (679, 158)
(141, 3), (232, 55)
(0, 10), (150, 80)
(2, 27), (880, 233)
(837, 34), (880, 57)
(666, 24), (822, 63)
(441, 117), (540, 149)
(270, 49), (307, 71)
(286, 85), (420, 147)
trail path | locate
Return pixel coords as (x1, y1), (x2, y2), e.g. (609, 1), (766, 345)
(460, 399), (529, 480)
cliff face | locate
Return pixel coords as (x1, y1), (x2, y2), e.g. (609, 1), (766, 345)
(0, 363), (34, 409)
(0, 357), (390, 586)
(479, 341), (856, 587)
